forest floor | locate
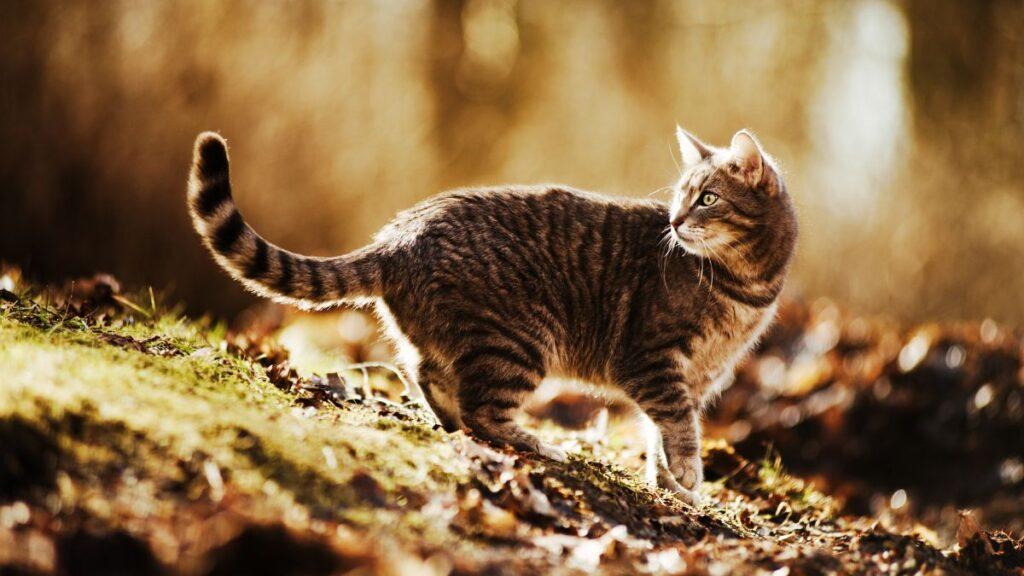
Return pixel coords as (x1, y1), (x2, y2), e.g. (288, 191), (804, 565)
(1, 269), (1022, 576)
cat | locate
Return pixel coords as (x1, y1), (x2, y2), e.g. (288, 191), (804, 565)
(186, 127), (797, 503)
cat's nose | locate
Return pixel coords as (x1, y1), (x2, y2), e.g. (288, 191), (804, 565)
(670, 213), (686, 230)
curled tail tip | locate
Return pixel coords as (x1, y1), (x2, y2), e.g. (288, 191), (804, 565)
(188, 131), (233, 218)
(193, 131), (229, 177)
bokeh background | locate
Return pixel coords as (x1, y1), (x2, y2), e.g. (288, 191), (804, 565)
(2, 0), (1023, 322)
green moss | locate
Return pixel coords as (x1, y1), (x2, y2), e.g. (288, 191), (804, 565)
(1, 287), (971, 574)
(0, 296), (473, 551)
(0, 292), (817, 540)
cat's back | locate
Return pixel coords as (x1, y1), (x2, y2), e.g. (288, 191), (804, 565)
(374, 185), (666, 306)
(376, 185), (663, 255)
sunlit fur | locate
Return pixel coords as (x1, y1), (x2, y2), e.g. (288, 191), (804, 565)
(666, 131), (796, 322)
(186, 128), (798, 504)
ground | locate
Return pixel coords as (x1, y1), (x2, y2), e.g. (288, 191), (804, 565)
(0, 271), (1022, 575)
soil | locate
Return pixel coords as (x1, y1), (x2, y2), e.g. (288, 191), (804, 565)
(1, 271), (1021, 575)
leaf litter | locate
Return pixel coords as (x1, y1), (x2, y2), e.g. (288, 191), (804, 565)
(0, 267), (1022, 575)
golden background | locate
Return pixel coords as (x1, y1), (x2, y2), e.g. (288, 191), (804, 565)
(2, 0), (1022, 322)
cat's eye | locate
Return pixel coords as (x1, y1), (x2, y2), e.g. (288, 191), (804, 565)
(699, 192), (719, 207)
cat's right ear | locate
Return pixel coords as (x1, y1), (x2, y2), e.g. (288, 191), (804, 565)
(676, 126), (712, 168)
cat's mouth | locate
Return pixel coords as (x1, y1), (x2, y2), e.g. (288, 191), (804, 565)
(672, 225), (707, 256)
(674, 227), (735, 262)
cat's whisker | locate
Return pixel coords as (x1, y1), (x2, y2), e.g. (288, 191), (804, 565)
(717, 240), (753, 269)
(668, 142), (683, 177)
(699, 237), (716, 292)
(648, 185), (675, 198)
(658, 227), (676, 291)
(693, 238), (706, 291)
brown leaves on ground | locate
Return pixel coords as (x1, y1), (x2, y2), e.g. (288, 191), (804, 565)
(226, 332), (300, 391)
(3, 270), (1024, 575)
(957, 511), (1024, 576)
(703, 298), (1024, 542)
(961, 530), (1024, 576)
(96, 332), (184, 357)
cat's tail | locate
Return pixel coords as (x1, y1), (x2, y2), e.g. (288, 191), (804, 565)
(186, 132), (384, 309)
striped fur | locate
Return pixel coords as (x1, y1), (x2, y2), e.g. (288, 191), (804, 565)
(187, 132), (383, 310)
(186, 128), (798, 504)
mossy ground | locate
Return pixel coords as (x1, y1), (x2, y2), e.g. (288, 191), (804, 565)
(0, 280), (1020, 575)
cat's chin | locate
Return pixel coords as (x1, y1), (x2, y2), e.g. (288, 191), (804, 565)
(680, 245), (705, 258)
(671, 234), (705, 257)
(674, 229), (736, 261)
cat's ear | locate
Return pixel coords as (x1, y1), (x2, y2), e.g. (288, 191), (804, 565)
(676, 126), (712, 168)
(729, 130), (764, 186)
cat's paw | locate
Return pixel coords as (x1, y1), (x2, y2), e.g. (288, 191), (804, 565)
(668, 455), (704, 494)
(677, 468), (702, 491)
(657, 471), (703, 505)
(537, 442), (568, 463)
(675, 487), (705, 506)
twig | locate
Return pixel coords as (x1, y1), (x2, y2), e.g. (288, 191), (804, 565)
(345, 361), (411, 394)
(113, 294), (152, 318)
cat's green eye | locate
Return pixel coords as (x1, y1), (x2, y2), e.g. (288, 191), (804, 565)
(699, 192), (719, 207)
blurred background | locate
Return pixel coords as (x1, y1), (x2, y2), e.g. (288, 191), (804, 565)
(2, 0), (1023, 322)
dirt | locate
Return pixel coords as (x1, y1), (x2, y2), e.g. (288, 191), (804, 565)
(0, 270), (1021, 575)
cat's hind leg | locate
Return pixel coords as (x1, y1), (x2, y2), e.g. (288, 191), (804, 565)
(453, 351), (566, 462)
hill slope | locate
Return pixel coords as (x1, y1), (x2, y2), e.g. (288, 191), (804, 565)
(0, 277), (1021, 575)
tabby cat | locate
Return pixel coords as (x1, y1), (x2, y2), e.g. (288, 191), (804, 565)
(186, 127), (797, 503)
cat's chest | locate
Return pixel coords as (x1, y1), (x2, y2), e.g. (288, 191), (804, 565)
(684, 301), (777, 396)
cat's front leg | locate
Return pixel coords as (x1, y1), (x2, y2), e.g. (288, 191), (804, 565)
(640, 414), (692, 495)
(634, 383), (704, 504)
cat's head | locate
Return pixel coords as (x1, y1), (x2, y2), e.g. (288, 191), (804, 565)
(668, 127), (797, 274)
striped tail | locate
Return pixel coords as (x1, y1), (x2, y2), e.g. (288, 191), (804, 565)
(187, 132), (383, 309)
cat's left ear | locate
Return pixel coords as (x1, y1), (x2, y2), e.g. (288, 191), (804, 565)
(729, 130), (764, 187)
(676, 126), (712, 168)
